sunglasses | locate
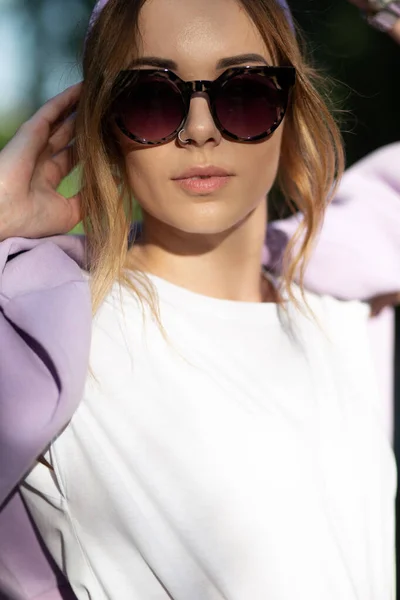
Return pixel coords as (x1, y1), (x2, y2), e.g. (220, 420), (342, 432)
(109, 65), (296, 146)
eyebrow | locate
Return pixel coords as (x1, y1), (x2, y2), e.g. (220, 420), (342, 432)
(129, 53), (269, 70)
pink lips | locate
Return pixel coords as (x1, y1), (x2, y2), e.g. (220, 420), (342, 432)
(172, 166), (233, 194)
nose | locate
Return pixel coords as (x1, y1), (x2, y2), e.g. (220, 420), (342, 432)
(180, 92), (222, 147)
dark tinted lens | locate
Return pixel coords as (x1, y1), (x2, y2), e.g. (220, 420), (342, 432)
(114, 74), (185, 142)
(215, 74), (286, 139)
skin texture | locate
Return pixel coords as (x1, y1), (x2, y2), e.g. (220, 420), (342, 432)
(121, 0), (283, 302)
(0, 83), (82, 241)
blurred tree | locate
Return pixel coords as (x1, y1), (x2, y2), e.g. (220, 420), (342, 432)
(16, 0), (93, 112)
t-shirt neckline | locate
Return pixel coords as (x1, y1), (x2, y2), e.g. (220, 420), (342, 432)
(143, 270), (285, 324)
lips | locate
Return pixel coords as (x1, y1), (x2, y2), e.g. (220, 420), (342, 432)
(172, 166), (232, 180)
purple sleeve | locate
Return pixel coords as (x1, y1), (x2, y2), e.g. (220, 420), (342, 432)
(0, 491), (76, 600)
(0, 235), (91, 599)
(265, 142), (400, 299)
(0, 236), (91, 504)
(264, 142), (400, 444)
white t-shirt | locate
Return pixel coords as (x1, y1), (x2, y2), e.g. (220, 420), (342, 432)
(21, 273), (397, 600)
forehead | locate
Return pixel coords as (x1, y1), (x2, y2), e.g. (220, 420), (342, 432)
(137, 0), (271, 75)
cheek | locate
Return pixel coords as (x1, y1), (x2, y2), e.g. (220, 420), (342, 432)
(238, 131), (283, 197)
(123, 146), (171, 205)
(120, 127), (283, 218)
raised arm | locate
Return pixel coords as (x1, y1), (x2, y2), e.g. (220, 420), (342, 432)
(0, 83), (91, 599)
(265, 142), (400, 445)
(266, 142), (400, 301)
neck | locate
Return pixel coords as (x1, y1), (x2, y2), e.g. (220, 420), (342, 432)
(127, 199), (274, 303)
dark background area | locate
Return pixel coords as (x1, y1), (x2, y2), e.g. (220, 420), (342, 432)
(294, 1), (400, 165)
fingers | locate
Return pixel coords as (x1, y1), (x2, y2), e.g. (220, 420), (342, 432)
(52, 145), (78, 183)
(33, 114), (77, 187)
(53, 192), (82, 235)
(29, 191), (82, 239)
(2, 83), (82, 168)
(52, 192), (82, 234)
(30, 81), (82, 137)
(369, 293), (400, 317)
(49, 112), (76, 156)
(66, 193), (82, 230)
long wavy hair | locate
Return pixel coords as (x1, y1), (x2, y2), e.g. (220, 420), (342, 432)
(76, 0), (344, 318)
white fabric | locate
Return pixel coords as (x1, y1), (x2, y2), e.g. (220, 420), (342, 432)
(21, 273), (397, 600)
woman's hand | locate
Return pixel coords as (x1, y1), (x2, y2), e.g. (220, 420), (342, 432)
(343, 3), (400, 309)
(0, 83), (82, 242)
(346, 0), (400, 44)
(370, 292), (400, 317)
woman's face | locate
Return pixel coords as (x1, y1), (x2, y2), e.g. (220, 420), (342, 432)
(117, 0), (284, 236)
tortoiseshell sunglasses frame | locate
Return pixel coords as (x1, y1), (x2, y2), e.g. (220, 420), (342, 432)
(110, 65), (296, 145)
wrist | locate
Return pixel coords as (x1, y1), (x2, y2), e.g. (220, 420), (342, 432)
(389, 12), (400, 40)
(364, 1), (400, 35)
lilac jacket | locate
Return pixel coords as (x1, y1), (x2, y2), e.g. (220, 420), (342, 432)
(1, 143), (400, 599)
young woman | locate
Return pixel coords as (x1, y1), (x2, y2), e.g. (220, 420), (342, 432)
(1, 0), (400, 598)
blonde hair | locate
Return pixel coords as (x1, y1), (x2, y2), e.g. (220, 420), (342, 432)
(76, 0), (344, 318)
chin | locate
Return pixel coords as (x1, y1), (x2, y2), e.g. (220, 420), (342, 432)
(162, 208), (254, 238)
(140, 191), (264, 240)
